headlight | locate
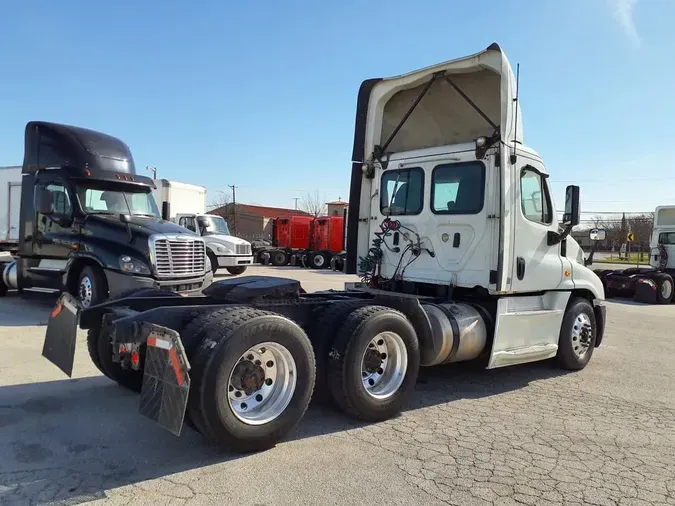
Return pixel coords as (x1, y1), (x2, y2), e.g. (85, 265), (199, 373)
(119, 255), (151, 275)
(213, 245), (232, 254)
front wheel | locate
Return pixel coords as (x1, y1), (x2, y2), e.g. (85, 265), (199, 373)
(77, 265), (108, 308)
(327, 305), (420, 422)
(555, 297), (596, 371)
(226, 266), (247, 276)
(207, 251), (219, 275)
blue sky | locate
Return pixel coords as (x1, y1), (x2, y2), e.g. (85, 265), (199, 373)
(1, 0), (673, 221)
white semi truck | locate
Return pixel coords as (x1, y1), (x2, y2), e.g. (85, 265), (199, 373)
(0, 166), (22, 252)
(594, 205), (675, 303)
(42, 43), (606, 454)
(152, 179), (254, 275)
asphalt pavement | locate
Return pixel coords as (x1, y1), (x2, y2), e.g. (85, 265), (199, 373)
(1, 266), (674, 506)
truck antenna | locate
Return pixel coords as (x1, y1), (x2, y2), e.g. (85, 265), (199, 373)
(510, 63), (520, 165)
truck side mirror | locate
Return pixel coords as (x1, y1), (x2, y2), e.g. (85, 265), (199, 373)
(197, 216), (209, 229)
(589, 228), (606, 241)
(563, 185), (580, 227)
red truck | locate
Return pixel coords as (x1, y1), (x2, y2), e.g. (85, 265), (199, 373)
(255, 214), (346, 269)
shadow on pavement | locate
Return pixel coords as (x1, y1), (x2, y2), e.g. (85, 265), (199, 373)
(0, 360), (569, 504)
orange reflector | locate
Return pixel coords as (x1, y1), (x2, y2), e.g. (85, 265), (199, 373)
(130, 176), (135, 181)
(564, 270), (570, 277)
(169, 348), (185, 386)
(147, 336), (157, 347)
(116, 174), (121, 180)
(51, 304), (62, 318)
(84, 169), (91, 176)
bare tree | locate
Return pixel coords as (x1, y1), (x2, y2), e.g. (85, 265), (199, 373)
(207, 192), (234, 225)
(300, 190), (327, 217)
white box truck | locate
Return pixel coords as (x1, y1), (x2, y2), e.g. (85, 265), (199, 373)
(152, 179), (254, 275)
(0, 166), (22, 251)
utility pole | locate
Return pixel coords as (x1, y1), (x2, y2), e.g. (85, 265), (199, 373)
(146, 166), (157, 179)
(293, 197), (299, 210)
(229, 185), (237, 235)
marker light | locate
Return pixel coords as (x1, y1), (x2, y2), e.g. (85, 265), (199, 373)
(475, 136), (487, 148)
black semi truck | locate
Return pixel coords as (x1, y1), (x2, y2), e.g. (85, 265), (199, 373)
(0, 121), (212, 307)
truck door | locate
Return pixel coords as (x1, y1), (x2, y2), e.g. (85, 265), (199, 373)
(487, 159), (569, 369)
(30, 178), (77, 288)
(8, 182), (21, 242)
(509, 162), (564, 292)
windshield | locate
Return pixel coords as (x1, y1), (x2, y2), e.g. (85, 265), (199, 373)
(76, 184), (161, 218)
(203, 216), (231, 235)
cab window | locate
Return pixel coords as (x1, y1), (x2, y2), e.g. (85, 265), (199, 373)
(179, 216), (197, 232)
(659, 232), (675, 245)
(520, 168), (552, 224)
(380, 168), (424, 216)
(431, 162), (485, 214)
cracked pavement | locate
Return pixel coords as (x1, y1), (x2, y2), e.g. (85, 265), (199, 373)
(1, 267), (675, 505)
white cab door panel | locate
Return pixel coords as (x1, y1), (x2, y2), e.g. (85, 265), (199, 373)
(509, 160), (564, 292)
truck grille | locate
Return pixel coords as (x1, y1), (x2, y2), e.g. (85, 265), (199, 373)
(151, 236), (207, 277)
(236, 243), (251, 255)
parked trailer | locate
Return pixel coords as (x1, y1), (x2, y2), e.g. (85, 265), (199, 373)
(259, 214), (347, 270)
(42, 43), (607, 454)
(0, 166), (22, 252)
(593, 206), (675, 304)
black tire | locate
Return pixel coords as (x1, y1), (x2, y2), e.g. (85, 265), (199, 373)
(270, 250), (288, 267)
(88, 288), (180, 390)
(207, 251), (219, 275)
(653, 273), (674, 304)
(309, 251), (327, 269)
(180, 305), (258, 435)
(555, 297), (596, 371)
(0, 277), (7, 297)
(306, 300), (370, 404)
(76, 265), (108, 308)
(326, 305), (420, 423)
(226, 266), (247, 276)
(189, 308), (315, 453)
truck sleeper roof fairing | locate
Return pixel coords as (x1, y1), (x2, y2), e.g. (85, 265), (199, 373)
(22, 121), (154, 188)
(345, 42), (521, 274)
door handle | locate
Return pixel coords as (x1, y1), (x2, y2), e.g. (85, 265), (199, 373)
(517, 257), (525, 280)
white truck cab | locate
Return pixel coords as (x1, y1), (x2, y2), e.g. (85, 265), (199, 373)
(651, 206), (675, 270)
(346, 42), (606, 369)
(175, 213), (253, 275)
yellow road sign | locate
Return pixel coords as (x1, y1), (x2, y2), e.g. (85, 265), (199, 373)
(627, 232), (635, 242)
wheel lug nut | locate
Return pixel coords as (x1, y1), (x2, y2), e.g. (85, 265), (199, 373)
(235, 391), (242, 398)
(247, 354), (254, 361)
(265, 378), (273, 386)
(241, 403), (248, 410)
(266, 361), (274, 367)
(255, 360), (261, 366)
(255, 394), (263, 402)
(377, 339), (384, 346)
(380, 353), (387, 359)
(368, 379), (375, 386)
(377, 368), (384, 375)
(260, 347), (266, 353)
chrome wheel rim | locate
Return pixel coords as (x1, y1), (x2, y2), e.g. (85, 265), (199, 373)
(227, 342), (297, 425)
(79, 276), (93, 308)
(314, 255), (325, 267)
(571, 313), (593, 358)
(661, 279), (673, 300)
(361, 331), (408, 400)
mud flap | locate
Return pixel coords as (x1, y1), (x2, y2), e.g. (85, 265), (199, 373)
(42, 293), (82, 377)
(138, 324), (191, 436)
